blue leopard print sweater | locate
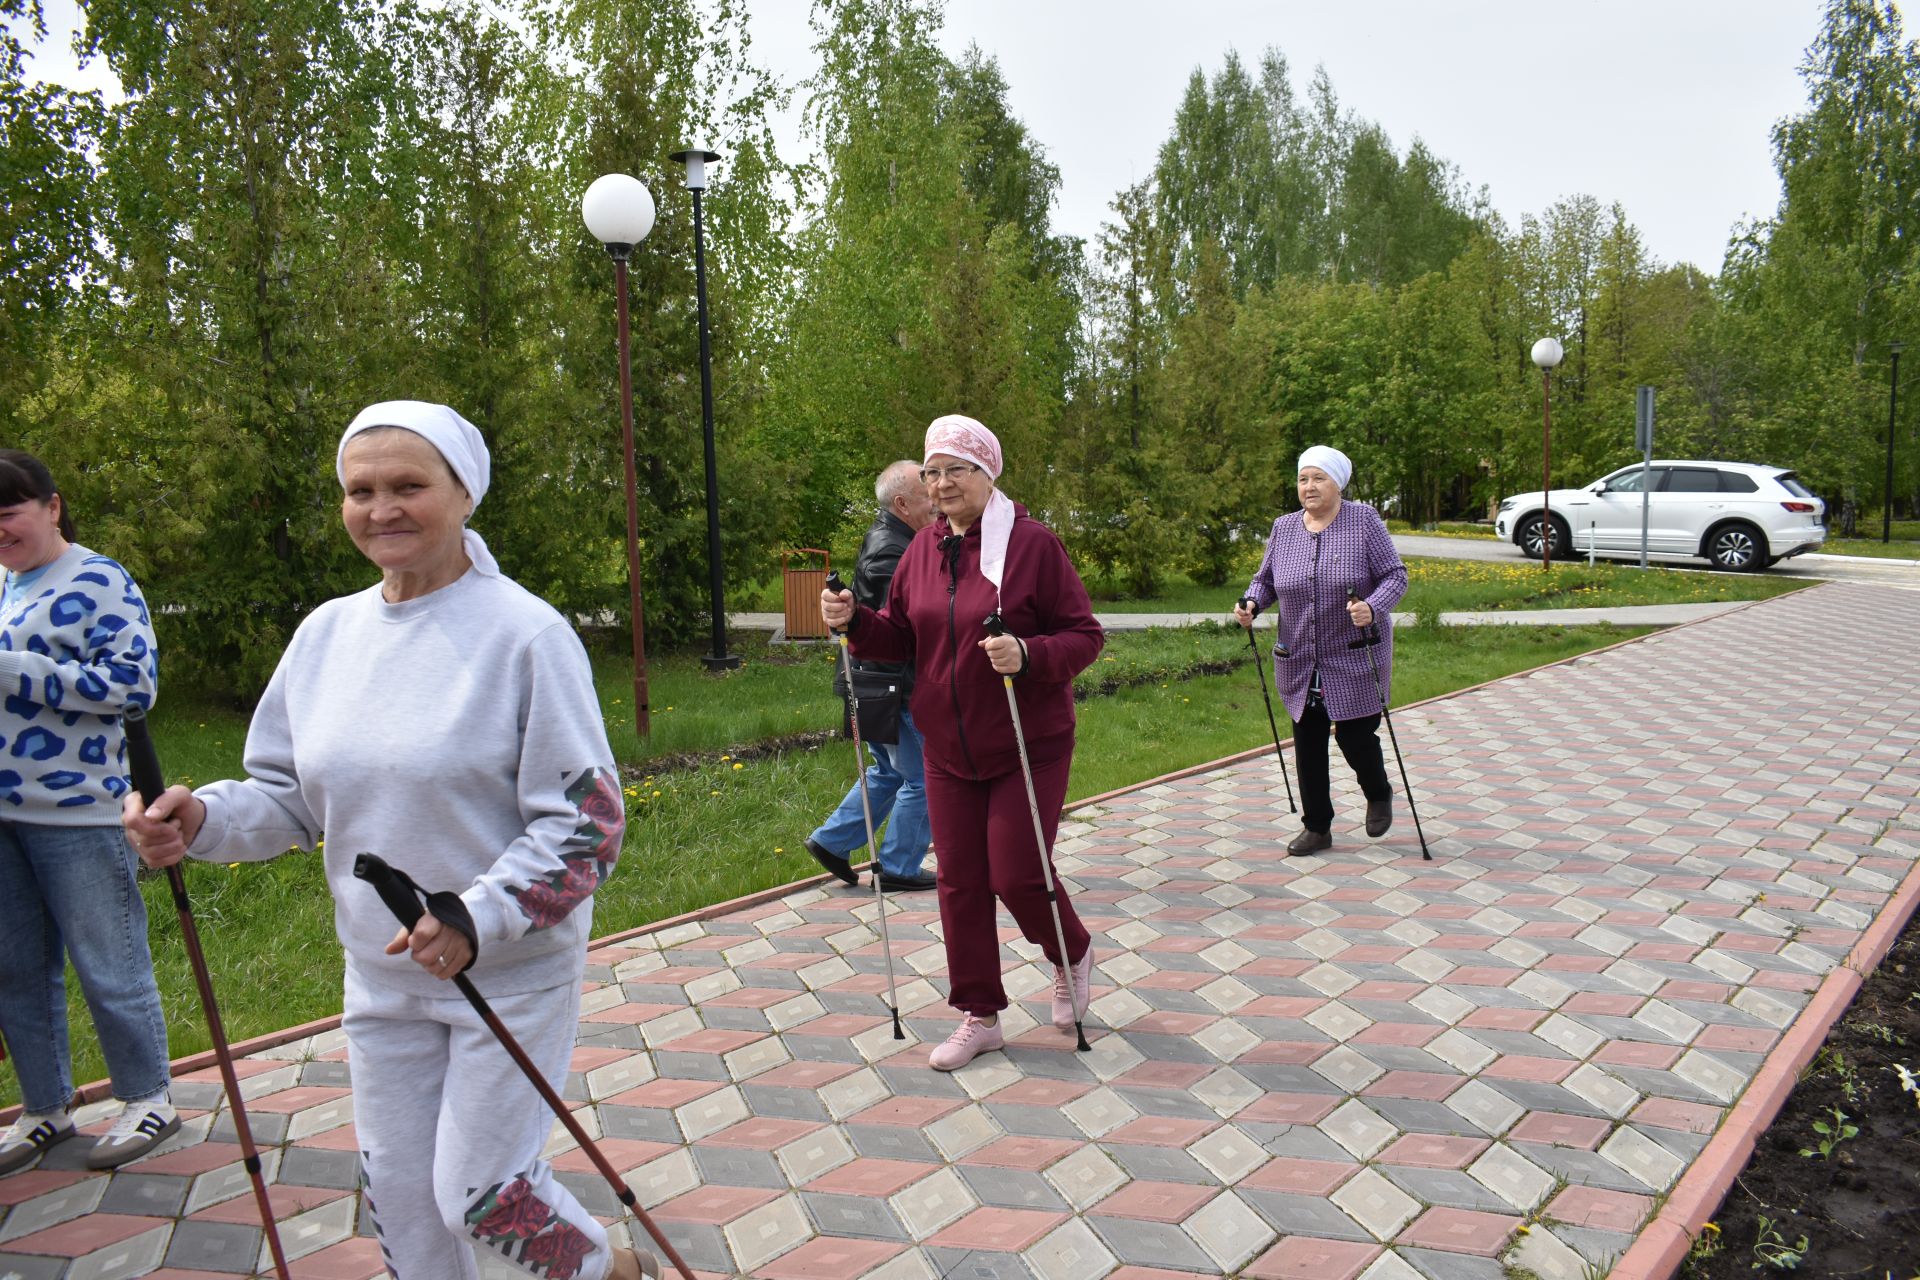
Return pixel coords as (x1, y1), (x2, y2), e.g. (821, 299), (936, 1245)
(0, 544), (158, 823)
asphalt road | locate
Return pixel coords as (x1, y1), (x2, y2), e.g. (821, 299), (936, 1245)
(1392, 533), (1920, 590)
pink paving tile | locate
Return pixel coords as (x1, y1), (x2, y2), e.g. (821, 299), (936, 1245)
(1240, 1093), (1342, 1125)
(1658, 980), (1733, 1003)
(1090, 1181), (1219, 1223)
(1547, 1185), (1655, 1233)
(927, 1207), (1068, 1252)
(193, 1184), (346, 1224)
(1243, 1237), (1382, 1280)
(6, 1212), (171, 1255)
(986, 1078), (1092, 1106)
(1397, 1207), (1521, 1256)
(285, 1237), (387, 1280)
(1696, 1025), (1779, 1053)
(145, 1271), (237, 1280)
(786, 1013), (886, 1037)
(1563, 992), (1644, 1015)
(705, 987), (799, 1008)
(553, 1139), (674, 1174)
(1131, 970), (1216, 991)
(1352, 1023), (1442, 1047)
(1461, 1008), (1544, 1031)
(1443, 967), (1519, 988)
(245, 1085), (352, 1114)
(583, 1002), (685, 1025)
(1239, 996), (1326, 1019)
(1236, 1042), (1329, 1065)
(1103, 1115), (1220, 1146)
(703, 1117), (825, 1149)
(1631, 1098), (1724, 1135)
(1508, 1112), (1612, 1150)
(962, 1137), (1085, 1171)
(1377, 1135), (1489, 1169)
(752, 1237), (906, 1279)
(1125, 1011), (1219, 1036)
(178, 1058), (284, 1084)
(751, 1061), (859, 1089)
(1345, 981), (1425, 1002)
(1717, 932), (1783, 953)
(568, 1046), (630, 1072)
(1481, 1055), (1576, 1083)
(1594, 1041), (1684, 1069)
(1751, 970), (1821, 993)
(804, 1158), (934, 1197)
(655, 1184), (781, 1225)
(850, 1095), (968, 1126)
(1363, 1071), (1463, 1101)
(657, 1028), (766, 1053)
(1114, 1061), (1213, 1089)
(605, 1078), (724, 1109)
(0, 1168), (90, 1206)
(1244, 1158), (1363, 1195)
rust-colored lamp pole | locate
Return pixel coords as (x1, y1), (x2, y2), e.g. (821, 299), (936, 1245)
(1531, 336), (1565, 572)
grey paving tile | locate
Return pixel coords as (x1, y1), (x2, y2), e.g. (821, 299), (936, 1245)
(1510, 1143), (1653, 1194)
(652, 1051), (734, 1081)
(925, 1247), (1038, 1279)
(1246, 1125), (1360, 1161)
(801, 1191), (910, 1240)
(845, 1124), (941, 1163)
(1238, 1065), (1344, 1094)
(621, 983), (695, 1005)
(1085, 1215), (1217, 1270)
(1380, 1166), (1514, 1213)
(1366, 1097), (1485, 1136)
(1109, 1089), (1223, 1121)
(742, 1085), (834, 1123)
(1635, 1123), (1711, 1161)
(210, 1110), (288, 1146)
(279, 1146), (361, 1190)
(556, 1169), (621, 1216)
(653, 1220), (733, 1275)
(577, 1023), (645, 1050)
(1100, 1143), (1215, 1184)
(298, 1059), (355, 1088)
(690, 1146), (787, 1189)
(96, 1172), (189, 1217)
(1347, 1044), (1454, 1073)
(702, 1007), (773, 1032)
(1000, 1048), (1101, 1082)
(877, 1065), (970, 1098)
(1237, 1189), (1373, 1241)
(171, 1081), (227, 1110)
(165, 1219), (262, 1272)
(1110, 1032), (1223, 1065)
(1402, 1245), (1511, 1280)
(0, 1252), (74, 1280)
(599, 1105), (683, 1144)
(1480, 1079), (1610, 1118)
(1554, 1223), (1639, 1266)
(983, 1103), (1084, 1139)
(954, 1165), (1070, 1211)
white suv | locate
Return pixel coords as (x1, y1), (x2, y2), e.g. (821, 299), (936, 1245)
(1494, 461), (1826, 571)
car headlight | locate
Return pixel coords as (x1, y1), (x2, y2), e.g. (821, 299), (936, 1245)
(1497, 499), (1515, 513)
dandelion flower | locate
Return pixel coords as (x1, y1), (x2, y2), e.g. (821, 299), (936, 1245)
(733, 762), (744, 770)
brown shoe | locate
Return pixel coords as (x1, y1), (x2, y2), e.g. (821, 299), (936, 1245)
(1286, 828), (1332, 856)
(608, 1245), (661, 1280)
(1366, 798), (1393, 837)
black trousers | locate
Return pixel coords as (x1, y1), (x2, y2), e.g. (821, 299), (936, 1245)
(1295, 700), (1391, 833)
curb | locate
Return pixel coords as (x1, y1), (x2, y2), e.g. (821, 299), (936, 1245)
(1607, 856), (1920, 1280)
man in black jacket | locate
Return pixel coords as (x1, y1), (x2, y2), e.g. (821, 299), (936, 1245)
(806, 461), (937, 890)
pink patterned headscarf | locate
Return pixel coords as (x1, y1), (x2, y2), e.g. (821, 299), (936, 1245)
(923, 413), (1016, 603)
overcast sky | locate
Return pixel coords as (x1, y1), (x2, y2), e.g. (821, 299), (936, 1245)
(22, 0), (1830, 272)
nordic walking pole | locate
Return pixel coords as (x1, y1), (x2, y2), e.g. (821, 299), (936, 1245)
(1235, 597), (1297, 814)
(122, 707), (292, 1280)
(1345, 591), (1431, 861)
(352, 853), (695, 1280)
(824, 571), (905, 1040)
(983, 613), (1090, 1052)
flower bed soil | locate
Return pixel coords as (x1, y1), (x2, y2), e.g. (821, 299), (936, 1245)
(1686, 909), (1920, 1278)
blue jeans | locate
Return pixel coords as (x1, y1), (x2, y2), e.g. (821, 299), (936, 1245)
(0, 821), (172, 1113)
(810, 708), (931, 879)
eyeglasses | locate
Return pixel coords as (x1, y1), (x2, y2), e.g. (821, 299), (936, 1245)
(919, 463), (981, 484)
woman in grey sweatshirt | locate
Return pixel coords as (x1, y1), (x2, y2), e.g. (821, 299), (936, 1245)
(125, 403), (657, 1280)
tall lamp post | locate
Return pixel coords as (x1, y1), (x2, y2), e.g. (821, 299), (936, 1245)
(1531, 337), (1565, 572)
(1886, 340), (1905, 545)
(582, 173), (658, 736)
(671, 143), (741, 671)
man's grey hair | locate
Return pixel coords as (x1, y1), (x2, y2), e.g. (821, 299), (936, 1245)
(876, 459), (922, 507)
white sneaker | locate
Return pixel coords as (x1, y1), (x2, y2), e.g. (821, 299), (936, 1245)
(0, 1109), (76, 1176)
(86, 1094), (179, 1169)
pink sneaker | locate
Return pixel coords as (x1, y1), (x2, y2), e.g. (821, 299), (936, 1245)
(1052, 947), (1094, 1028)
(928, 1015), (1004, 1071)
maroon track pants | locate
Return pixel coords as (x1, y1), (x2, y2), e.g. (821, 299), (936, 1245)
(924, 750), (1092, 1017)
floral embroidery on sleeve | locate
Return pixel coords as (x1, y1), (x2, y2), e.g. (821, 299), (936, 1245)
(506, 767), (625, 930)
(466, 1176), (597, 1278)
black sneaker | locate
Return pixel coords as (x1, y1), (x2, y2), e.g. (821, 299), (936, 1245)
(0, 1109), (75, 1176)
(804, 838), (859, 886)
(1286, 828), (1333, 856)
(86, 1097), (180, 1169)
(875, 870), (937, 892)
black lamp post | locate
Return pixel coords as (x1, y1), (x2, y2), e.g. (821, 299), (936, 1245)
(1886, 340), (1905, 545)
(671, 143), (740, 671)
(581, 173), (658, 736)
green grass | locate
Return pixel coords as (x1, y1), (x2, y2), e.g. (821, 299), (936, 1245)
(4, 568), (1802, 1109)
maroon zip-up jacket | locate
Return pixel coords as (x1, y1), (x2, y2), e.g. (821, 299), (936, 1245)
(847, 504), (1104, 779)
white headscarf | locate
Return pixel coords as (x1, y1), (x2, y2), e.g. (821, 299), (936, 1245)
(1297, 445), (1353, 493)
(924, 414), (1017, 604)
(336, 400), (500, 577)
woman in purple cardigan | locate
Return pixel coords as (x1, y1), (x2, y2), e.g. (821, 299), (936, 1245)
(1233, 446), (1409, 854)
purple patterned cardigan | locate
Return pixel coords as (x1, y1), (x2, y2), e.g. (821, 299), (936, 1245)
(1241, 500), (1409, 722)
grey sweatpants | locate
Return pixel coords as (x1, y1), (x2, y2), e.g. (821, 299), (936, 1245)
(344, 967), (610, 1280)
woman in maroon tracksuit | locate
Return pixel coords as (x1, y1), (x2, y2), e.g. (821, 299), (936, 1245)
(821, 415), (1104, 1071)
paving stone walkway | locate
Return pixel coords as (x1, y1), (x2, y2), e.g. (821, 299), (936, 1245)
(3, 581), (1917, 1280)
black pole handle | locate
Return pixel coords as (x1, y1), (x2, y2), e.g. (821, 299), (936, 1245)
(123, 705), (166, 806)
(983, 612), (1005, 637)
(1346, 589), (1380, 649)
(353, 853), (427, 930)
(825, 570), (846, 594)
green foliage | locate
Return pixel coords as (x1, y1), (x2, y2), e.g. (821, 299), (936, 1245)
(1798, 1104), (1860, 1157)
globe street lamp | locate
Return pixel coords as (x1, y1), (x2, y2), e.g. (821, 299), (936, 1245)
(670, 143), (741, 672)
(1531, 337), (1565, 572)
(582, 172), (657, 736)
(1886, 340), (1905, 544)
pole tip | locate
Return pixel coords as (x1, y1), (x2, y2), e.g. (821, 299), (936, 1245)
(1074, 1025), (1091, 1052)
(891, 1010), (905, 1040)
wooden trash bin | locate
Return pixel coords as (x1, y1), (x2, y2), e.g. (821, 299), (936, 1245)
(781, 548), (830, 640)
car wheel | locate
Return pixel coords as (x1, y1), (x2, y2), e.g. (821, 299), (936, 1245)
(1707, 522), (1767, 571)
(1517, 513), (1570, 560)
